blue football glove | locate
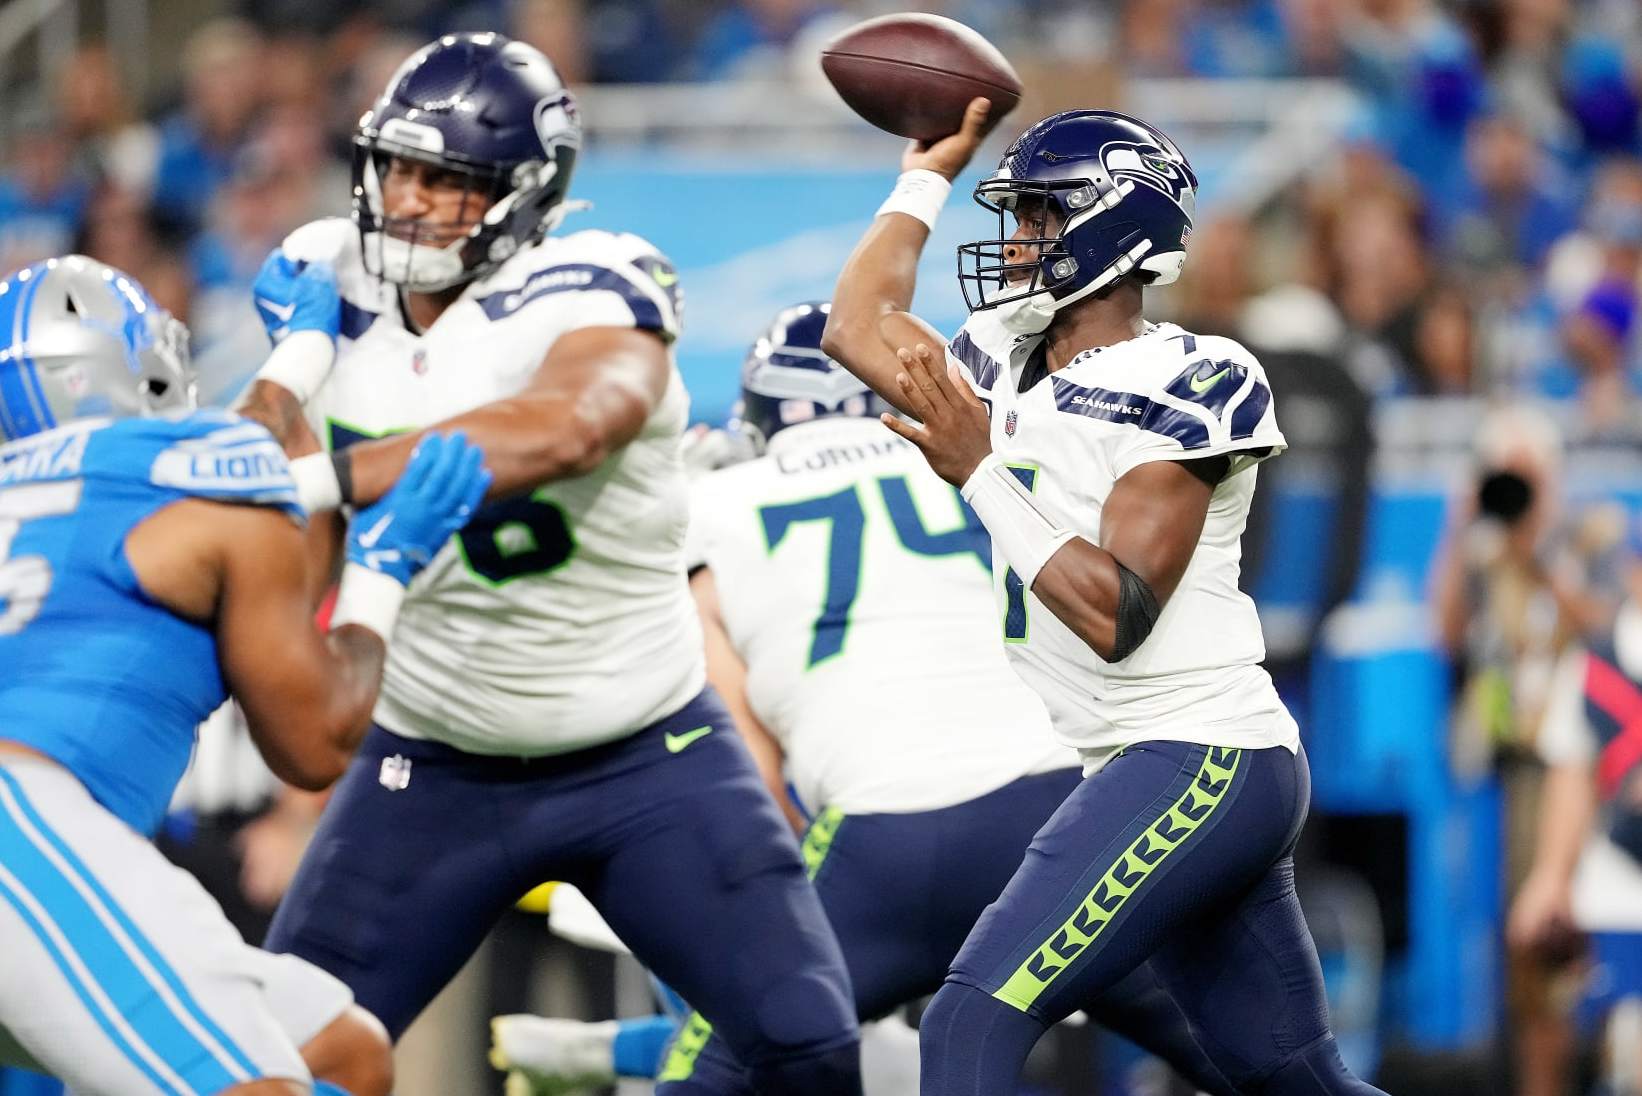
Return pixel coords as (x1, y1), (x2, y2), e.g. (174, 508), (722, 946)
(253, 251), (341, 345)
(347, 432), (493, 586)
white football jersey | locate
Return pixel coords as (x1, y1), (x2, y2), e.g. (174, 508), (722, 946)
(281, 219), (703, 755)
(688, 417), (1074, 815)
(946, 312), (1300, 760)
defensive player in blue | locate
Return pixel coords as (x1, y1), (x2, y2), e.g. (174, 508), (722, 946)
(0, 256), (489, 1096)
(823, 102), (1389, 1094)
(237, 34), (863, 1094)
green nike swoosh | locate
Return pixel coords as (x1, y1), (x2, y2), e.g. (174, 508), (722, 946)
(1188, 366), (1230, 394)
(652, 267), (678, 289)
(664, 725), (714, 753)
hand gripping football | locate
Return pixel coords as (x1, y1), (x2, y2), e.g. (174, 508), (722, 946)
(820, 13), (1023, 143)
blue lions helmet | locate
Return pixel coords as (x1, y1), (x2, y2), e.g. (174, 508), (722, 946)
(353, 32), (582, 292)
(958, 110), (1197, 335)
(0, 256), (194, 443)
(731, 302), (892, 453)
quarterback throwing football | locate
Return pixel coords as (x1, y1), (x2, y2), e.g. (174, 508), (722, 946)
(822, 99), (1388, 1095)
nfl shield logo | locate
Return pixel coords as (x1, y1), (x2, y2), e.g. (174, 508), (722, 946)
(1004, 409), (1018, 437)
(411, 349), (428, 376)
(379, 755), (412, 791)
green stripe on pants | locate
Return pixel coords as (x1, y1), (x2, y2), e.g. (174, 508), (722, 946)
(991, 746), (1242, 1012)
(656, 806), (848, 1082)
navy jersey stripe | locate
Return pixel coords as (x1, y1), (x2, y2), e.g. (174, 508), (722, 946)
(1228, 379), (1271, 441)
(1051, 377), (1149, 424)
(476, 263), (667, 332)
(340, 300), (378, 341)
(1051, 376), (1213, 447)
(948, 330), (1001, 390)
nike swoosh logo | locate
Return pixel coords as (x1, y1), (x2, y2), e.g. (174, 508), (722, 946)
(356, 512), (393, 549)
(1188, 366), (1230, 394)
(257, 298), (296, 322)
(664, 725), (713, 753)
(651, 267), (678, 289)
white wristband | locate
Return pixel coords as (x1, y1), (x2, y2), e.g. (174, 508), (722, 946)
(254, 330), (336, 405)
(289, 453), (342, 514)
(330, 562), (406, 642)
(961, 453), (1077, 589)
(876, 169), (953, 232)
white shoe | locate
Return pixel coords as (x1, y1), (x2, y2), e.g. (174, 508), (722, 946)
(490, 1015), (618, 1096)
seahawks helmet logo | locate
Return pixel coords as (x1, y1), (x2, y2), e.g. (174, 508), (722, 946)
(534, 91), (581, 152)
(1100, 139), (1191, 208)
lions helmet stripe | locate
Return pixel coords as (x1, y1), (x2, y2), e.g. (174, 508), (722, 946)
(0, 273), (51, 439)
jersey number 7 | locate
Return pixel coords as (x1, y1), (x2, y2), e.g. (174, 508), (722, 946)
(759, 475), (988, 669)
(0, 481), (84, 635)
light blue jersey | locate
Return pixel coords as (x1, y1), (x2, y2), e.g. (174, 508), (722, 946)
(0, 410), (301, 834)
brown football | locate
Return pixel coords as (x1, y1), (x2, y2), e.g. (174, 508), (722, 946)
(820, 13), (1023, 143)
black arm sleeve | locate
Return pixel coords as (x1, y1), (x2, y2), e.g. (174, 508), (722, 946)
(1109, 560), (1162, 662)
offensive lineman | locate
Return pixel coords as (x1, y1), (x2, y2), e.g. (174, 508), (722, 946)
(237, 33), (862, 1094)
(822, 101), (1388, 1094)
(0, 256), (488, 1095)
(495, 303), (1239, 1096)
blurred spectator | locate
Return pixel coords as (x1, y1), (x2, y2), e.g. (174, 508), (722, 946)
(1173, 213), (1257, 338)
(1486, 0), (1578, 148)
(187, 105), (346, 403)
(54, 45), (159, 197)
(1409, 281), (1479, 395)
(692, 0), (842, 80)
(1560, 34), (1641, 157)
(1526, 157), (1642, 407)
(1510, 570), (1642, 1096)
(1119, 0), (1192, 78)
(1327, 189), (1434, 395)
(1562, 276), (1639, 432)
(71, 183), (193, 324)
(1238, 284), (1373, 707)
(1431, 407), (1608, 765)
(513, 0), (591, 84)
(0, 112), (92, 276)
(1428, 405), (1607, 1096)
(151, 19), (267, 238)
(1443, 112), (1579, 281)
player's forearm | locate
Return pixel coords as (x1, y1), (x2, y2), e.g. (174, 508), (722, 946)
(1030, 539), (1128, 660)
(822, 214), (931, 409)
(1531, 763), (1598, 885)
(248, 625), (386, 791)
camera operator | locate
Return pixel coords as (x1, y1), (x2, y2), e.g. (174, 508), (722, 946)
(1430, 407), (1622, 1096)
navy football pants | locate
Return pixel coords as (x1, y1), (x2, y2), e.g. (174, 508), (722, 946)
(264, 690), (860, 1095)
(659, 767), (1239, 1096)
(921, 741), (1386, 1095)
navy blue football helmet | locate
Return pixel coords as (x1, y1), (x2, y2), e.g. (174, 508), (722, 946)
(959, 110), (1198, 334)
(352, 32), (582, 292)
(730, 302), (892, 453)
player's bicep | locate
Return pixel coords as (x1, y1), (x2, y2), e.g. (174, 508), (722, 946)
(529, 325), (671, 450)
(1098, 458), (1217, 607)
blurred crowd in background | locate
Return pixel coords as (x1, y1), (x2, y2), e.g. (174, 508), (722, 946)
(4, 0), (1642, 1093)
